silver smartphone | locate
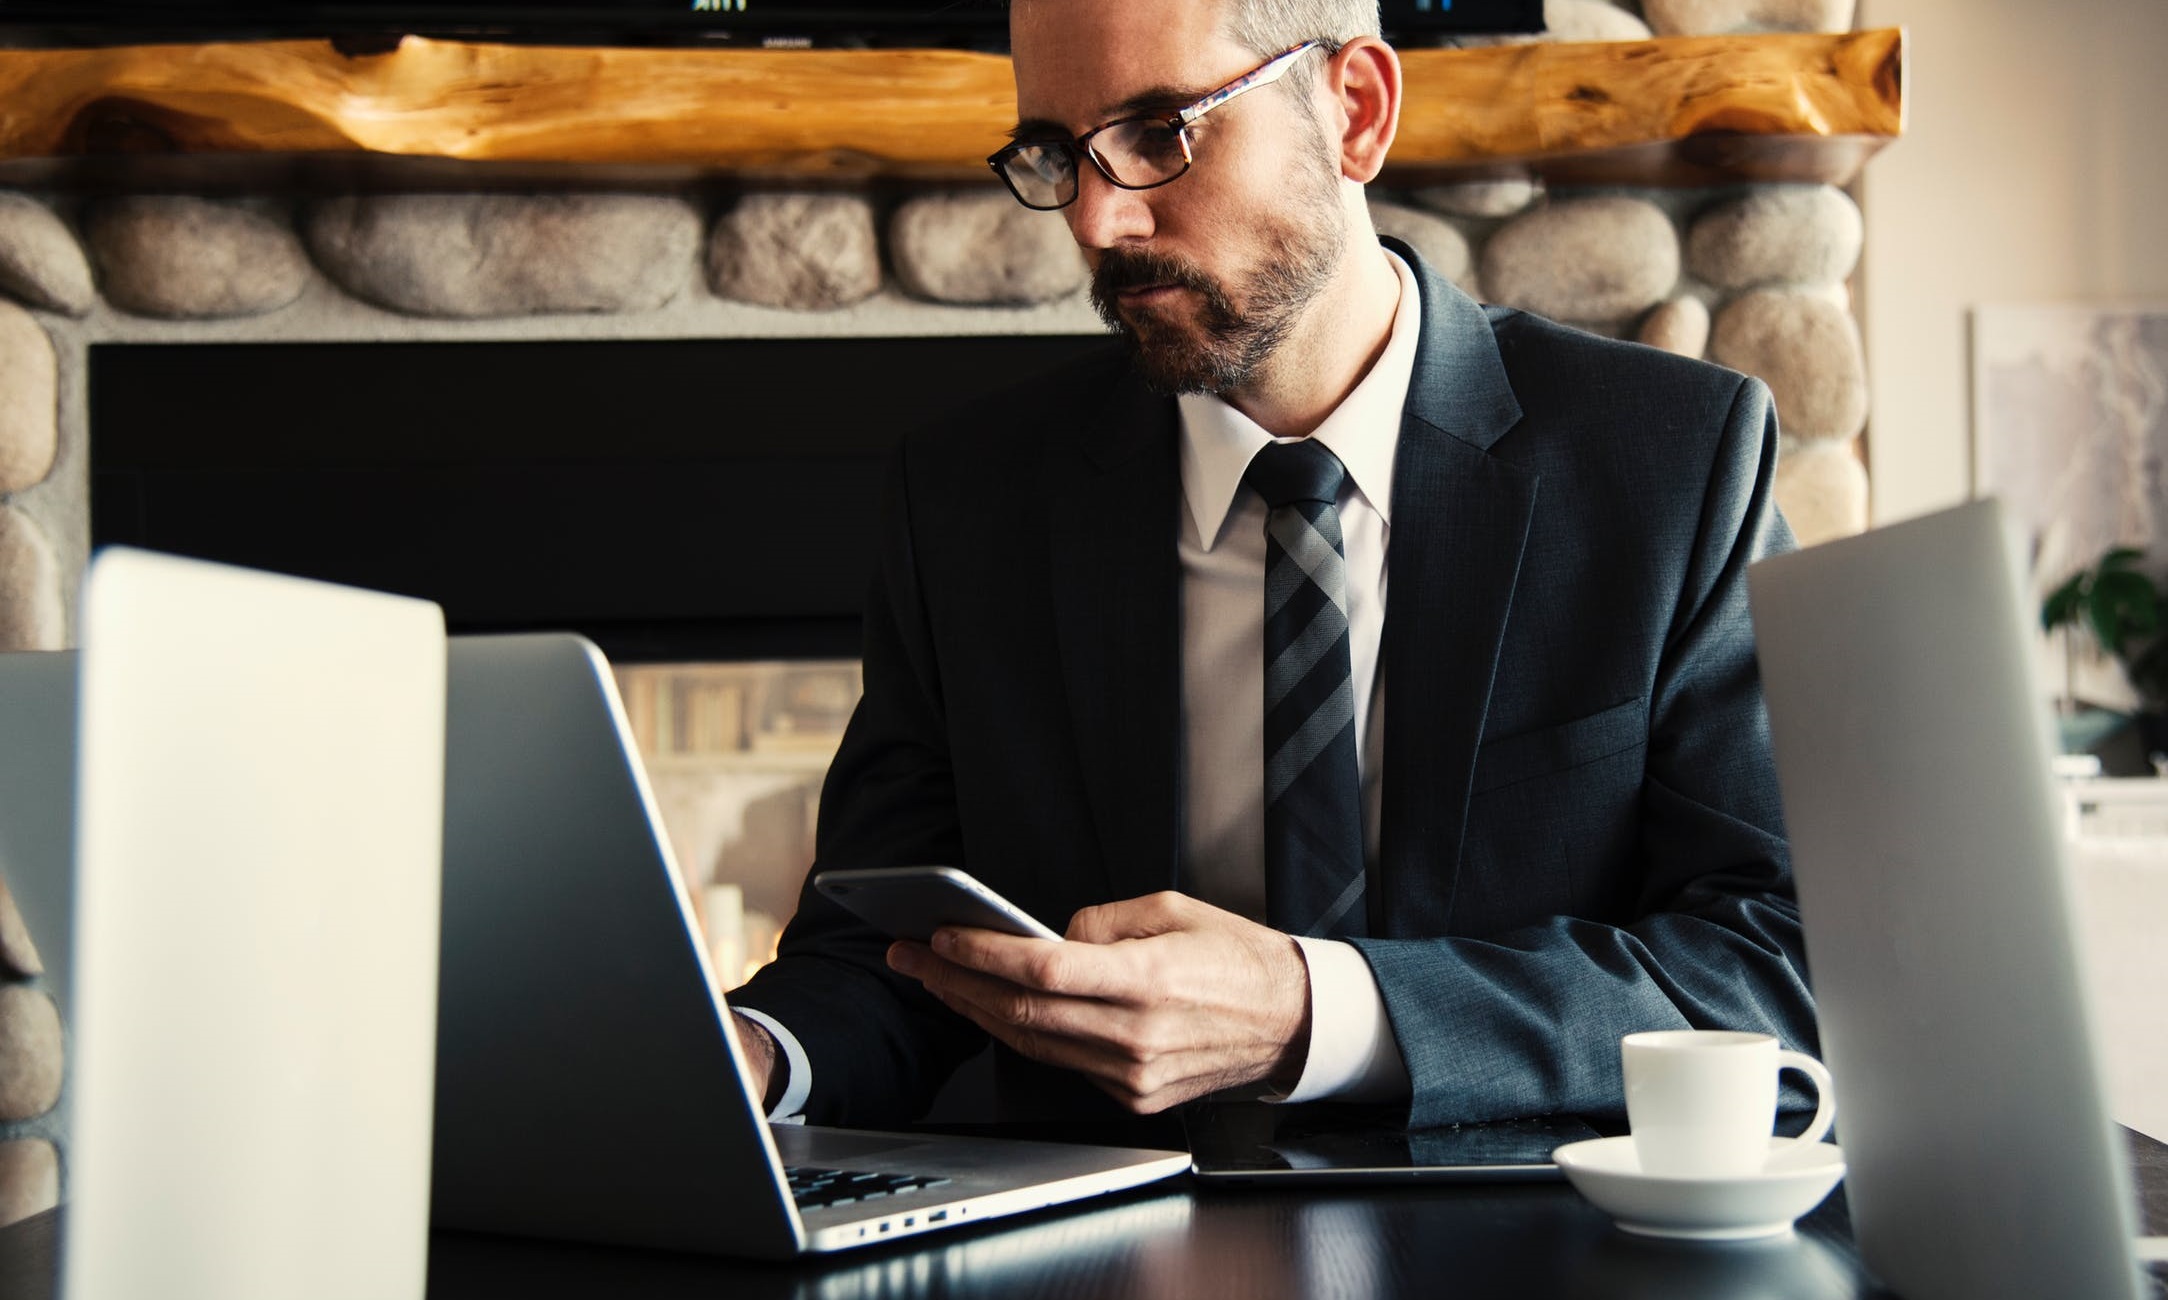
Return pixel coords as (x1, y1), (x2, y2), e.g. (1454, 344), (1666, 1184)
(812, 866), (1063, 944)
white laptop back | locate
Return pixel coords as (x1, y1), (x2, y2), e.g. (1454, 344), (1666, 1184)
(1749, 499), (2146, 1300)
(62, 549), (446, 1300)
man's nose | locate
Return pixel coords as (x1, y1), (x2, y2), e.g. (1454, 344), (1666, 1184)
(1062, 161), (1155, 251)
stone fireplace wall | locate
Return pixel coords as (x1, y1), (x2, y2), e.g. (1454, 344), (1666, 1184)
(0, 173), (1870, 657)
(0, 876), (60, 1228)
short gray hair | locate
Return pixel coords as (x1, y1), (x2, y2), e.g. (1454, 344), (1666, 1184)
(1219, 0), (1377, 125)
(1222, 0), (1380, 59)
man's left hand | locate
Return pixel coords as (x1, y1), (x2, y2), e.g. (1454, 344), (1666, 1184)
(885, 891), (1311, 1114)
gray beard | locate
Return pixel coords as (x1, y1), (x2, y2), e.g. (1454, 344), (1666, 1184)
(1087, 162), (1346, 397)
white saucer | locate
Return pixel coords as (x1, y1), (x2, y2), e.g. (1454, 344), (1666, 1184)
(1551, 1136), (1846, 1241)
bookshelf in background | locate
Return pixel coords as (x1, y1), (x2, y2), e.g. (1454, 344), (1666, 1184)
(614, 659), (863, 988)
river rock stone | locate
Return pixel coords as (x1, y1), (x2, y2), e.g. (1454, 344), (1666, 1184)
(1369, 199), (1473, 290)
(1644, 0), (1856, 34)
(0, 1140), (57, 1229)
(1638, 296), (1711, 358)
(1411, 178), (1542, 220)
(1543, 0), (1654, 41)
(0, 987), (61, 1122)
(1711, 289), (1868, 440)
(0, 878), (41, 979)
(0, 194), (93, 317)
(86, 196), (309, 319)
(708, 193), (881, 311)
(888, 191), (1085, 306)
(307, 194), (700, 318)
(0, 302), (55, 494)
(1687, 185), (1862, 290)
(1806, 279), (1851, 313)
(1481, 196), (1679, 323)
(1774, 439), (1868, 545)
(0, 507), (63, 653)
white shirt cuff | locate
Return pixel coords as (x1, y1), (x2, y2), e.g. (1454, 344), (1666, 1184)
(1271, 937), (1410, 1104)
(732, 1006), (811, 1124)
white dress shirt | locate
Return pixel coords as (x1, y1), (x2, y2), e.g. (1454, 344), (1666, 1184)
(1176, 249), (1419, 1103)
(752, 250), (1425, 1119)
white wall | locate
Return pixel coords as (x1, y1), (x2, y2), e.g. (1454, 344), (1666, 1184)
(1859, 0), (2168, 525)
(1859, 2), (2168, 1146)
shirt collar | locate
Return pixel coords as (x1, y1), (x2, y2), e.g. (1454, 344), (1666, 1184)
(1178, 248), (1421, 549)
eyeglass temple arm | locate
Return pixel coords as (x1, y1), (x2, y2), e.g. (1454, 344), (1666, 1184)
(1175, 41), (1320, 128)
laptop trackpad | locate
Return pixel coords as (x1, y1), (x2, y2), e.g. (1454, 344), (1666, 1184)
(772, 1127), (931, 1165)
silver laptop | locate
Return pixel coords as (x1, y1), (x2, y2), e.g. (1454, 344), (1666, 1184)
(431, 633), (1188, 1258)
(33, 549), (448, 1300)
(1750, 498), (2168, 1300)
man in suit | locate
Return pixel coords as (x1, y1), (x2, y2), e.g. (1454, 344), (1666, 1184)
(726, 0), (1814, 1131)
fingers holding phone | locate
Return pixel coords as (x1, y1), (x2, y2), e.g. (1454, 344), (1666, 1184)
(858, 878), (1313, 1114)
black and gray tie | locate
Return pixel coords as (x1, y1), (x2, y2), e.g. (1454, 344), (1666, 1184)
(1244, 439), (1367, 939)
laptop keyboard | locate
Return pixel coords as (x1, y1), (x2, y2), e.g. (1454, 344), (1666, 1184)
(785, 1165), (952, 1210)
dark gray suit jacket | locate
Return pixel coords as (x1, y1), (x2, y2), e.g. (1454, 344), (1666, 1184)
(732, 241), (1813, 1130)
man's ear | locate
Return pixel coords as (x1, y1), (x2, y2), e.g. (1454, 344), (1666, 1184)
(1326, 37), (1402, 184)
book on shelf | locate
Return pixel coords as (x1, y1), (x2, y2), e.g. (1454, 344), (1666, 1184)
(680, 679), (745, 755)
(620, 672), (660, 753)
(615, 661), (859, 761)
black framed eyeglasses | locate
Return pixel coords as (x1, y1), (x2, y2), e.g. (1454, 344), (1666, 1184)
(987, 41), (1323, 212)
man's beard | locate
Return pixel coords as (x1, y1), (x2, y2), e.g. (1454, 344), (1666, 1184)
(1087, 152), (1345, 397)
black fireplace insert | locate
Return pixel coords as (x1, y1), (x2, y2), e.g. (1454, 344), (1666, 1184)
(89, 333), (1114, 661)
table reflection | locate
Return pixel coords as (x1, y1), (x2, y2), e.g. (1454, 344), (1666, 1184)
(424, 1182), (1881, 1300)
(803, 1194), (1196, 1300)
(1566, 1224), (1863, 1300)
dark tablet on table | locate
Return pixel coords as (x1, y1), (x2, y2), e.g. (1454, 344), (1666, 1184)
(1182, 1100), (1603, 1185)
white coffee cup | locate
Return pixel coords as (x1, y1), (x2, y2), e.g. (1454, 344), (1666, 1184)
(1621, 1030), (1835, 1178)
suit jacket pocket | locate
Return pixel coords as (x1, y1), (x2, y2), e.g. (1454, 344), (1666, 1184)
(1471, 697), (1646, 796)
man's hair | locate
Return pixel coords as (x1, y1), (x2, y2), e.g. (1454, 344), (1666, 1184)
(1221, 0), (1380, 58)
(1221, 0), (1378, 107)
(1002, 1), (1380, 63)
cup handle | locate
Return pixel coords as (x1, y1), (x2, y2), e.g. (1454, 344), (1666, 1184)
(1778, 1050), (1837, 1146)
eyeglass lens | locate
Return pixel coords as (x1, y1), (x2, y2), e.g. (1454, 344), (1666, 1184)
(999, 120), (1191, 210)
(1000, 145), (1076, 210)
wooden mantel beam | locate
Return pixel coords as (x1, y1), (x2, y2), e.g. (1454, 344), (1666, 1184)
(0, 29), (1903, 186)
(1398, 29), (1904, 184)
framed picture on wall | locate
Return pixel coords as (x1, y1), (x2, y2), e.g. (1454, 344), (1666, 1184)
(1972, 304), (2168, 712)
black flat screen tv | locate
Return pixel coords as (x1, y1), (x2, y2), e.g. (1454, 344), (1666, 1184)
(0, 1), (1544, 48)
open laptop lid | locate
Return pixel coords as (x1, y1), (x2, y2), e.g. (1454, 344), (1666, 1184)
(437, 634), (1192, 1259)
(433, 633), (803, 1257)
(64, 549), (445, 1300)
(1749, 499), (2146, 1300)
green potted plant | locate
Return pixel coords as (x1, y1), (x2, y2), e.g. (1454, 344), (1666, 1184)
(2041, 545), (2168, 757)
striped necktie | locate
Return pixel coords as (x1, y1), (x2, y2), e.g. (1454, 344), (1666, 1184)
(1244, 439), (1367, 939)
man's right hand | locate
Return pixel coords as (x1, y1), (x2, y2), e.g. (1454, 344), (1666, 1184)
(732, 1012), (780, 1109)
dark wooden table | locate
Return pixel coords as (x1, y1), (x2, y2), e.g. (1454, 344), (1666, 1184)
(427, 1179), (1882, 1300)
(7, 1130), (2164, 1300)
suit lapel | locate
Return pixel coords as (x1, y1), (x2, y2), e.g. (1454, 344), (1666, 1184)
(1048, 369), (1185, 906)
(1376, 241), (1538, 937)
